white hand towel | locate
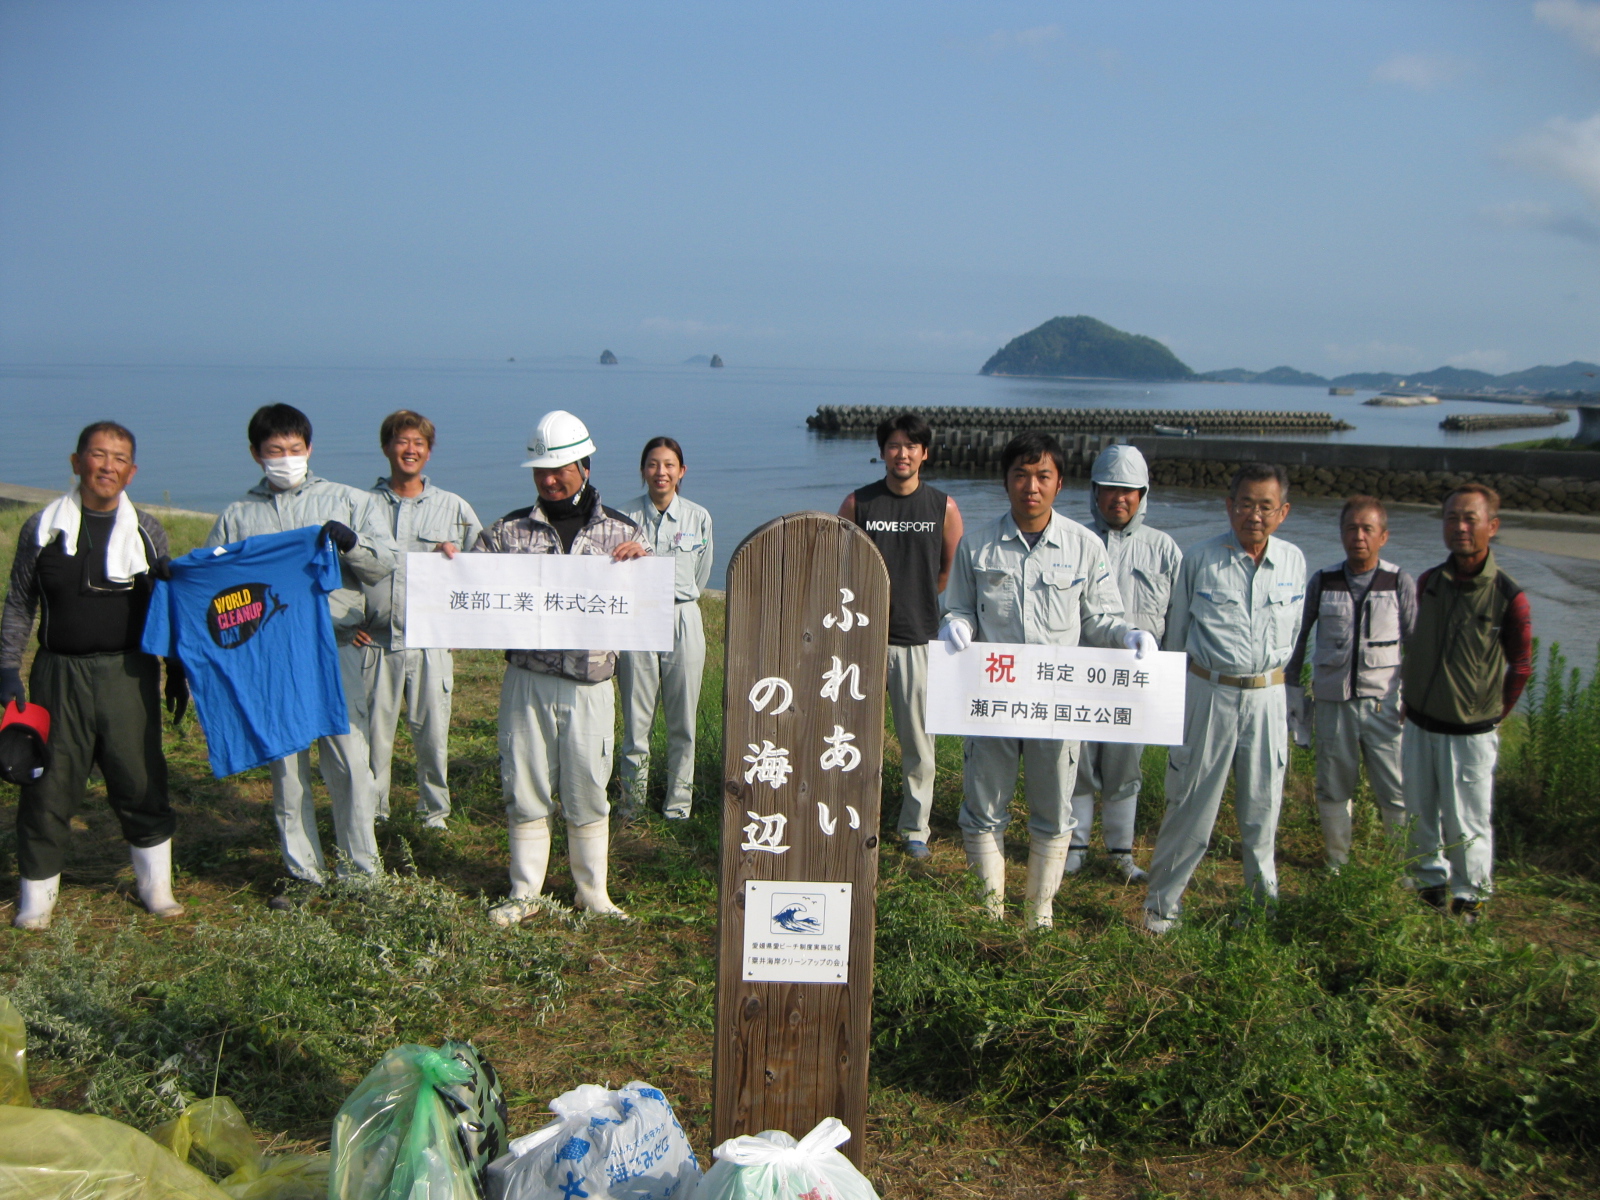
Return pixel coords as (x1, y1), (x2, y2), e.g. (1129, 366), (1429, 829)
(34, 490), (149, 583)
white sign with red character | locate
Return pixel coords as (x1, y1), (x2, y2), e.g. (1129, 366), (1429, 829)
(925, 640), (1186, 745)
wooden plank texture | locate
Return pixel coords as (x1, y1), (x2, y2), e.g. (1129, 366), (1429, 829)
(712, 511), (890, 1165)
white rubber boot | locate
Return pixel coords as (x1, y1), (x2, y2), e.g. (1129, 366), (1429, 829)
(13, 875), (60, 931)
(131, 840), (185, 918)
(1064, 847), (1086, 875)
(962, 830), (1006, 920)
(1024, 837), (1071, 930)
(1109, 852), (1148, 883)
(490, 817), (552, 927)
(568, 819), (629, 918)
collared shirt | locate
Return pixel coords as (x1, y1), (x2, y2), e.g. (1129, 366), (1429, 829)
(1163, 531), (1307, 677)
(361, 476), (483, 649)
(472, 488), (645, 683)
(205, 474), (398, 645)
(615, 492), (713, 603)
(943, 509), (1130, 648)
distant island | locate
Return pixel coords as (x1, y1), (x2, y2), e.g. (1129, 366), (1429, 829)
(599, 349), (618, 365)
(1197, 361), (1600, 393)
(981, 316), (1193, 380)
(979, 317), (1598, 393)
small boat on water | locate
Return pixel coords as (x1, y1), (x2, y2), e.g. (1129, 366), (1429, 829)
(1151, 424), (1198, 437)
(1364, 392), (1439, 407)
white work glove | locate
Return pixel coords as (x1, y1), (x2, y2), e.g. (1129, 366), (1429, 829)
(1123, 628), (1157, 659)
(1286, 685), (1312, 749)
(939, 618), (973, 652)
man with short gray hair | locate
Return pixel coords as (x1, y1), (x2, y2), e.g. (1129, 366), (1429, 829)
(1143, 462), (1306, 934)
(1285, 496), (1415, 867)
(1401, 483), (1531, 924)
(1068, 444), (1181, 882)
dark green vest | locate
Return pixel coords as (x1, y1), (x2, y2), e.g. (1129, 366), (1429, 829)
(1402, 550), (1521, 731)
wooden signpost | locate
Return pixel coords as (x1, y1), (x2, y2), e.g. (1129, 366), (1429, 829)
(712, 512), (890, 1166)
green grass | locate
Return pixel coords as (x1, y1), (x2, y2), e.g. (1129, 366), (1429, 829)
(3, 508), (1599, 1199)
(1493, 437), (1600, 452)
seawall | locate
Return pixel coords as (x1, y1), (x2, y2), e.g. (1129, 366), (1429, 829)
(1126, 437), (1600, 515)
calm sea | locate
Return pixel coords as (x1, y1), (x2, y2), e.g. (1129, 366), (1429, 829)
(3, 360), (1593, 663)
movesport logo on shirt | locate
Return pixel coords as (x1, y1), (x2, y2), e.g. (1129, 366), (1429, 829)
(865, 519), (937, 532)
(207, 583), (288, 649)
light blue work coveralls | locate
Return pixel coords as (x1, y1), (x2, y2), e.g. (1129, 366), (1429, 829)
(943, 511), (1132, 841)
(360, 477), (482, 826)
(614, 492), (713, 818)
(207, 475), (398, 882)
(1071, 491), (1182, 855)
(1144, 531), (1306, 920)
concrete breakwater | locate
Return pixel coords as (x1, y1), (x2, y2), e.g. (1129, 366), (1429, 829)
(1127, 437), (1600, 516)
(807, 405), (1353, 435)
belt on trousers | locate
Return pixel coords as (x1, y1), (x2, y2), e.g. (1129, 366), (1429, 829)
(1188, 660), (1285, 689)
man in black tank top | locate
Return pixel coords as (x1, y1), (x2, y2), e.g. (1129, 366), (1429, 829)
(839, 412), (963, 859)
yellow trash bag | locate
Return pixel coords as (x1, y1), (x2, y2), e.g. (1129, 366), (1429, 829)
(0, 995), (30, 1107)
(0, 1104), (231, 1200)
(152, 1096), (329, 1200)
(153, 1097), (264, 1182)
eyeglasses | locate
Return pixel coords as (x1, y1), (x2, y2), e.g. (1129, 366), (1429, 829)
(1230, 501), (1284, 516)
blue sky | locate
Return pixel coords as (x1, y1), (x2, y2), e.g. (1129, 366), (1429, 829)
(1, 1), (1596, 375)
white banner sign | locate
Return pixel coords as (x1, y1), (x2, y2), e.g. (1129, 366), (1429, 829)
(926, 640), (1187, 745)
(742, 880), (853, 985)
(404, 553), (675, 651)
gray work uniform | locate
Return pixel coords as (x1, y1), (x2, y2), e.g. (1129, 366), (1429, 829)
(359, 477), (482, 826)
(614, 492), (713, 818)
(1286, 558), (1416, 865)
(1145, 531), (1306, 921)
(1070, 492), (1181, 855)
(474, 490), (643, 827)
(943, 511), (1132, 840)
(207, 475), (398, 882)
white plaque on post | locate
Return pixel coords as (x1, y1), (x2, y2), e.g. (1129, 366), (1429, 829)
(741, 880), (853, 985)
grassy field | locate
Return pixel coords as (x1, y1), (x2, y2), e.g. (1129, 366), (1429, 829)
(2, 506), (1598, 1199)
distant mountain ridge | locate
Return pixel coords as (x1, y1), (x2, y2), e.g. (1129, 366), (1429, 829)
(1198, 361), (1600, 393)
(981, 316), (1194, 380)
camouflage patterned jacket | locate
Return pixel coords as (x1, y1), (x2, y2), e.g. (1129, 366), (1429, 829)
(472, 489), (644, 682)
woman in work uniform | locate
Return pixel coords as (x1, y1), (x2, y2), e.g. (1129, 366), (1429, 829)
(615, 437), (714, 820)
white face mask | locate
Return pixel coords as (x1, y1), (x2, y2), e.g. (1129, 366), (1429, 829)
(261, 455), (309, 490)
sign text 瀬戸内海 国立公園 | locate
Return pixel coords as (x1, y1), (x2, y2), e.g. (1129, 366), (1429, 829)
(924, 640), (1186, 744)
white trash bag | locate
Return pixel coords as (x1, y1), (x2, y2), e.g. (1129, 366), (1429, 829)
(695, 1119), (879, 1200)
(486, 1082), (701, 1200)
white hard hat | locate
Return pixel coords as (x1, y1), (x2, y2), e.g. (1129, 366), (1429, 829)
(1090, 444), (1150, 490)
(520, 410), (597, 469)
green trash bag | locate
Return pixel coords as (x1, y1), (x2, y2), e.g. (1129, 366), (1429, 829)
(0, 1104), (231, 1200)
(331, 1043), (508, 1200)
(0, 995), (30, 1107)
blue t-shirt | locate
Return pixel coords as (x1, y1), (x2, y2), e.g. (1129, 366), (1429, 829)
(142, 526), (348, 777)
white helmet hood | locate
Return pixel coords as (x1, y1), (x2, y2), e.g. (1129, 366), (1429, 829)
(1088, 443), (1151, 534)
(1090, 443), (1150, 489)
(521, 410), (597, 469)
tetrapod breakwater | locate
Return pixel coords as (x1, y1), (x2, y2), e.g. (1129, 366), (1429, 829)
(806, 405), (1353, 437)
(1439, 411), (1568, 433)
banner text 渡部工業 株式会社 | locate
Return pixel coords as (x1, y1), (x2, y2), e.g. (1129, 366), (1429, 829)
(402, 552), (675, 651)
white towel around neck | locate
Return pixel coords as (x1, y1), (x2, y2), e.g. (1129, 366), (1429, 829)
(34, 489), (150, 583)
